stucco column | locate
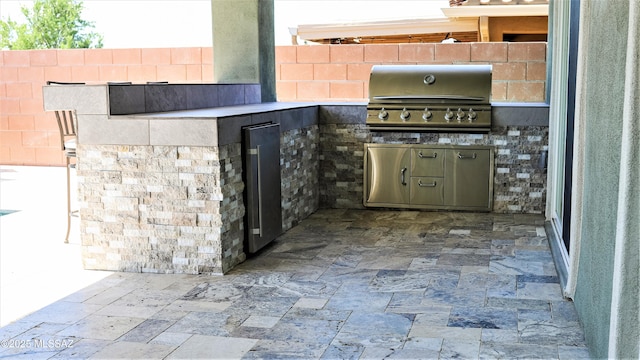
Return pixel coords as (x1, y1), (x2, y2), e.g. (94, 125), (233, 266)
(211, 0), (276, 102)
(608, 0), (640, 357)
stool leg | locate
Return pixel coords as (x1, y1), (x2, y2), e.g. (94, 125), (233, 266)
(65, 156), (71, 243)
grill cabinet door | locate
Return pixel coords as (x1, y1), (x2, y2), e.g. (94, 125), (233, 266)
(243, 123), (282, 254)
(444, 149), (491, 209)
(365, 145), (410, 206)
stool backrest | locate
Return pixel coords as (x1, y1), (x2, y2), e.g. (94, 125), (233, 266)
(54, 110), (77, 151)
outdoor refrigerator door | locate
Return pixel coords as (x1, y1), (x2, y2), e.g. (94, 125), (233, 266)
(243, 123), (282, 254)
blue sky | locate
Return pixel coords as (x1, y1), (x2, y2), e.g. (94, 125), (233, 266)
(0, 0), (449, 48)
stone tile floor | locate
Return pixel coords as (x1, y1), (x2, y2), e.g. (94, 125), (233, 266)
(0, 202), (590, 359)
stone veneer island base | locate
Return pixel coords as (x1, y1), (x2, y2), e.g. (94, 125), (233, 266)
(43, 83), (549, 275)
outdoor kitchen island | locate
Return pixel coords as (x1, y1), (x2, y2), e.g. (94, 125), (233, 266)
(43, 83), (322, 275)
(43, 83), (548, 275)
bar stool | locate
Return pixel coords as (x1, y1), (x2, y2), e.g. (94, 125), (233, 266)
(54, 109), (78, 243)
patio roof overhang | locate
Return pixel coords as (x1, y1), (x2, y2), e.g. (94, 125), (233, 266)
(290, 17), (478, 44)
(289, 4), (548, 44)
(441, 4), (548, 17)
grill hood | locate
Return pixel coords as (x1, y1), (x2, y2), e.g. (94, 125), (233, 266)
(367, 64), (493, 131)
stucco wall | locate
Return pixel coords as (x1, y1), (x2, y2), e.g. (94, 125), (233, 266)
(572, 1), (637, 358)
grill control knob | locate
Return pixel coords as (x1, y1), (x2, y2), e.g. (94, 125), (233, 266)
(456, 108), (465, 122)
(378, 108), (389, 121)
(422, 108), (432, 121)
(400, 108), (411, 121)
(467, 108), (477, 122)
(444, 108), (454, 122)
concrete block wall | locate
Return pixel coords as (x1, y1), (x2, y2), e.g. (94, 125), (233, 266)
(1, 42), (546, 166)
(275, 42), (547, 102)
(1, 48), (213, 165)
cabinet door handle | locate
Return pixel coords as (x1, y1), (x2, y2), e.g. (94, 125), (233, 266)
(418, 180), (437, 187)
(400, 167), (407, 186)
(256, 145), (263, 237)
(418, 151), (437, 159)
(457, 152), (477, 159)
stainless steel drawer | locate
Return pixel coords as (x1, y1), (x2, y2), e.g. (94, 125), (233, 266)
(410, 177), (444, 205)
(411, 148), (444, 177)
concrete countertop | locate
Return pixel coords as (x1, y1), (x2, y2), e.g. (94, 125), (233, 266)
(110, 101), (547, 127)
(111, 102), (364, 119)
(491, 102), (549, 127)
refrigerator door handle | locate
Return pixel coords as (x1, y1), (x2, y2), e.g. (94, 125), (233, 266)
(256, 145), (263, 237)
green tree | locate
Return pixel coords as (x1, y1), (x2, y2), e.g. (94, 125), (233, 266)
(0, 0), (103, 50)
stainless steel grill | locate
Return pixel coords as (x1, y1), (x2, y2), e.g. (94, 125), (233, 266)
(366, 64), (493, 131)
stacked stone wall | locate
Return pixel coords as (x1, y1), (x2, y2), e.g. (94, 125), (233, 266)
(281, 126), (320, 230)
(77, 145), (225, 274)
(319, 124), (548, 214)
(75, 124), (320, 274)
(319, 124), (369, 209)
(218, 143), (245, 273)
